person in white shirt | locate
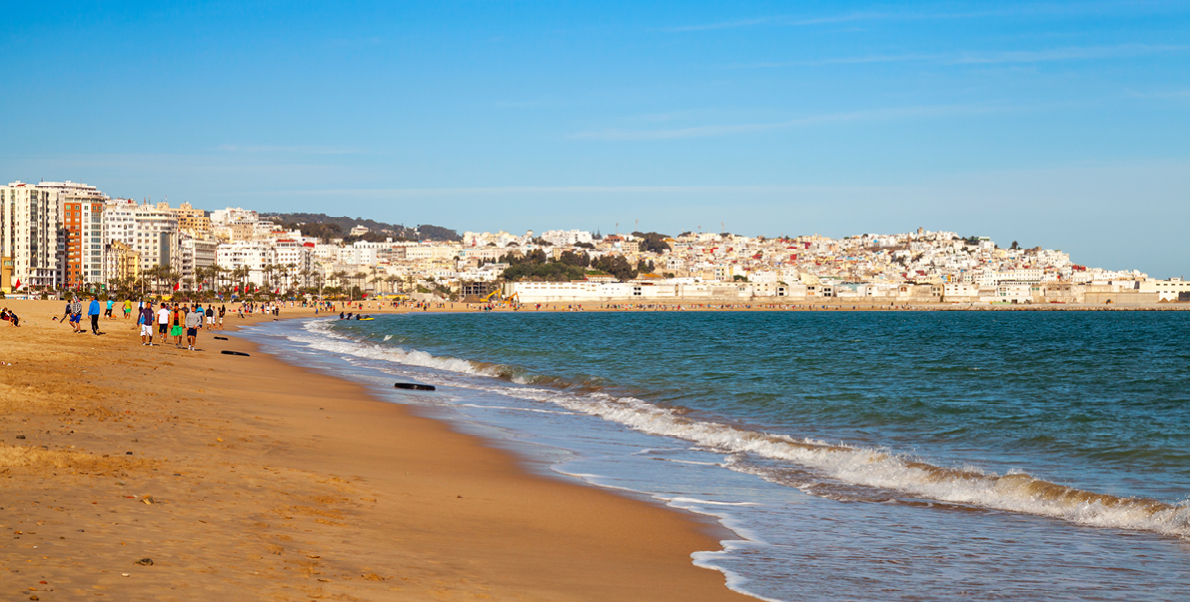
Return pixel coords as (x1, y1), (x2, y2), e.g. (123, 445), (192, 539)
(156, 303), (171, 345)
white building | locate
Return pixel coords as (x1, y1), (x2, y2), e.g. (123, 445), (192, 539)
(180, 236), (218, 290)
(0, 182), (60, 290)
(215, 240), (314, 289)
(540, 229), (594, 247)
(104, 198), (179, 272)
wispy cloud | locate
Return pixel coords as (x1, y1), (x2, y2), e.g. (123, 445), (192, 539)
(1126, 89), (1190, 100)
(730, 44), (1187, 68)
(240, 185), (890, 197)
(665, 2), (1189, 33)
(217, 144), (360, 155)
(663, 12), (884, 32)
(570, 105), (999, 141)
(948, 43), (1187, 64)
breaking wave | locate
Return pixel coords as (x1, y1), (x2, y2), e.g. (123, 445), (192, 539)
(298, 319), (1190, 539)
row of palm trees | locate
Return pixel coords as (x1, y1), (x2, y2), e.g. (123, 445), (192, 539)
(88, 263), (416, 300)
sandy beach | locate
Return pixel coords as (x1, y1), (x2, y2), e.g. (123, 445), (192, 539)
(0, 299), (746, 601)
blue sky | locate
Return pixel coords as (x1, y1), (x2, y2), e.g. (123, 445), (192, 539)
(2, 1), (1187, 276)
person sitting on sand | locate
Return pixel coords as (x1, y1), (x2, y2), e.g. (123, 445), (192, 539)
(1, 307), (19, 327)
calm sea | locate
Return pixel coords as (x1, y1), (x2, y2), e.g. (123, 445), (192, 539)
(242, 310), (1190, 601)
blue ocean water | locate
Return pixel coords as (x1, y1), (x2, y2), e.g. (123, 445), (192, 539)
(242, 311), (1190, 601)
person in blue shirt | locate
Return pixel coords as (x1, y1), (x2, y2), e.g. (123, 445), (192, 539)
(87, 295), (102, 335)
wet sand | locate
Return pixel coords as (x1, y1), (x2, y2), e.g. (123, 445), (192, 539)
(0, 300), (746, 601)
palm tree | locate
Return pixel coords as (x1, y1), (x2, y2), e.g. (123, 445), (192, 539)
(352, 271), (366, 300)
(332, 270), (349, 298)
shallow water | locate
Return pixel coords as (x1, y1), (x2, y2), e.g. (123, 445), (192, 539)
(243, 311), (1190, 601)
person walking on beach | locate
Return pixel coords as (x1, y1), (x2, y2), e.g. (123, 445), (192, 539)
(138, 301), (155, 345)
(104, 298), (114, 320)
(204, 304), (214, 330)
(185, 304), (203, 350)
(88, 294), (102, 334)
(170, 304), (185, 348)
(69, 296), (83, 333)
(157, 302), (171, 345)
(218, 305), (225, 329)
(123, 299), (133, 319)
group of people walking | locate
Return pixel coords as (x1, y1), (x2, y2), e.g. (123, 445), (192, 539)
(53, 295), (225, 343)
(54, 294), (107, 335)
(136, 301), (226, 350)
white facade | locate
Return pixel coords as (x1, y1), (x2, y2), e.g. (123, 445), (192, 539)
(209, 207), (260, 226)
(215, 240), (314, 288)
(503, 280), (749, 303)
(180, 236), (218, 289)
(103, 198), (179, 272)
(0, 182), (60, 289)
(540, 229), (594, 247)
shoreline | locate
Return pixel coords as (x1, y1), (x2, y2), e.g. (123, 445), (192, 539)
(1, 300), (748, 601)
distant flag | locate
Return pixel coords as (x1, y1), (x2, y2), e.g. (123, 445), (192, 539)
(12, 279), (20, 290)
(274, 287), (280, 295)
(173, 282), (181, 291)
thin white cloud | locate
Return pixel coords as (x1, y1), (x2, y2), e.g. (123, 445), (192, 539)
(217, 144), (360, 155)
(665, 1), (1187, 33)
(947, 43), (1187, 64)
(1127, 89), (1190, 99)
(663, 16), (779, 32)
(570, 105), (999, 141)
(729, 43), (1186, 69)
(239, 185), (890, 197)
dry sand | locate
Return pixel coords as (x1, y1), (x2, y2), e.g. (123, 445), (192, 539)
(0, 300), (747, 601)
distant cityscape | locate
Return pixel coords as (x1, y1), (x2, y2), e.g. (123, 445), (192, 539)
(2, 179), (1187, 304)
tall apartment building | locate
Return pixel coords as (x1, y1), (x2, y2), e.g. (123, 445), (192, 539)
(0, 182), (60, 291)
(41, 182), (110, 288)
(158, 201), (211, 237)
(215, 240), (314, 288)
(179, 235), (218, 290)
(104, 240), (141, 284)
(103, 198), (179, 273)
(61, 196), (106, 287)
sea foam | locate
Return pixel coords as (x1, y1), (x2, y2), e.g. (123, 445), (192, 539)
(296, 319), (1190, 539)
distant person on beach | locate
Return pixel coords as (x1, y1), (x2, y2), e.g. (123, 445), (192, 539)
(1, 307), (20, 327)
(185, 304), (202, 350)
(123, 299), (132, 319)
(69, 297), (83, 333)
(88, 295), (102, 334)
(157, 303), (171, 344)
(205, 305), (214, 330)
(170, 304), (185, 347)
(104, 298), (114, 319)
(139, 301), (155, 345)
(218, 305), (225, 329)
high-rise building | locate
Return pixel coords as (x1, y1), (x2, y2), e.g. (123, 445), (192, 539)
(0, 182), (60, 291)
(179, 235), (218, 290)
(35, 181), (110, 289)
(104, 240), (141, 285)
(61, 196), (106, 288)
(104, 198), (179, 273)
(158, 201), (211, 237)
